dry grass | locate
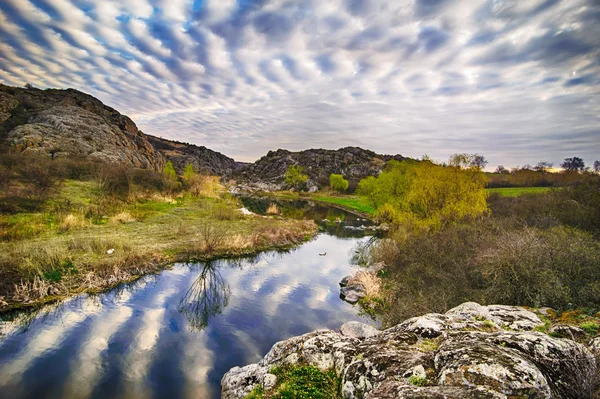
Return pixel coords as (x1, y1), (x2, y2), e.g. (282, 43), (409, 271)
(110, 211), (135, 224)
(60, 214), (87, 231)
(0, 194), (318, 311)
(348, 270), (382, 297)
(266, 203), (281, 215)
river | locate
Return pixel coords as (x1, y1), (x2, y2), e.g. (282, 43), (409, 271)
(0, 199), (376, 399)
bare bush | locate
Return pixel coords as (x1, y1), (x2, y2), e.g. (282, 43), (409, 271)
(197, 220), (231, 254)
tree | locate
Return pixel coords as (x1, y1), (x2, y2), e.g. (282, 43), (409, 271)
(284, 165), (308, 190)
(183, 163), (196, 181)
(448, 153), (488, 171)
(357, 160), (488, 230)
(163, 161), (177, 180)
(329, 173), (349, 192)
(593, 160), (600, 173)
(534, 161), (553, 172)
(495, 165), (509, 174)
(561, 157), (585, 172)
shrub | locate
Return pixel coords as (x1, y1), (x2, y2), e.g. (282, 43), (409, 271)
(163, 161), (177, 181)
(329, 173), (349, 192)
(284, 165), (308, 190)
(357, 160), (488, 231)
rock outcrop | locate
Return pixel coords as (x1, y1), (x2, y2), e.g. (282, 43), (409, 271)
(233, 147), (406, 191)
(0, 85), (165, 170)
(221, 302), (599, 399)
(145, 134), (246, 176)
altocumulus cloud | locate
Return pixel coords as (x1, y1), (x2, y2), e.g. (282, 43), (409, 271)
(0, 0), (599, 167)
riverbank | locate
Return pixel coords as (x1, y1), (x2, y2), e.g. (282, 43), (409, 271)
(0, 180), (318, 313)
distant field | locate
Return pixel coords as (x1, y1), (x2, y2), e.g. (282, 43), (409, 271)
(486, 187), (553, 197)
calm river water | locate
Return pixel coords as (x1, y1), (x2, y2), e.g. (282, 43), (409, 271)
(0, 200), (376, 399)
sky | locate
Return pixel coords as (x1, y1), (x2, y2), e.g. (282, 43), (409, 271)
(0, 0), (599, 168)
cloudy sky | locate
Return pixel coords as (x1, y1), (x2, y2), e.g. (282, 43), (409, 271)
(0, 0), (598, 167)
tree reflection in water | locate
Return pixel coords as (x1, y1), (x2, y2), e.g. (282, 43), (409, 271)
(178, 262), (231, 331)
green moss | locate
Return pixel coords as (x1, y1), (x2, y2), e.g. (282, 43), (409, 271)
(246, 365), (341, 399)
(245, 386), (266, 399)
(415, 338), (440, 352)
(579, 321), (599, 336)
(408, 375), (427, 386)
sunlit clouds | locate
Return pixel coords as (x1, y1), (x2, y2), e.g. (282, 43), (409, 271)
(1, 0), (598, 167)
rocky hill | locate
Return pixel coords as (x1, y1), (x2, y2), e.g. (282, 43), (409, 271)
(145, 135), (246, 176)
(0, 85), (406, 184)
(233, 147), (406, 192)
(0, 84), (164, 170)
(222, 302), (600, 399)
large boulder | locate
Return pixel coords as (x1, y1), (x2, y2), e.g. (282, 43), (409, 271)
(221, 302), (598, 399)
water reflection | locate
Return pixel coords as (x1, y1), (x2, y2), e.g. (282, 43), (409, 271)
(0, 206), (376, 399)
(178, 262), (231, 331)
(239, 195), (376, 238)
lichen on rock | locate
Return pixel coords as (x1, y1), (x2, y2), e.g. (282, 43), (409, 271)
(221, 302), (599, 399)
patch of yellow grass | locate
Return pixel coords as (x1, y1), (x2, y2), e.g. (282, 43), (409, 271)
(60, 214), (86, 232)
(110, 211), (136, 224)
(348, 270), (382, 297)
(150, 194), (178, 204)
(266, 203), (281, 215)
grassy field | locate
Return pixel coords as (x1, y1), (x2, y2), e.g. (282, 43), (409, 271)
(311, 195), (376, 215)
(486, 187), (553, 197)
(0, 180), (317, 312)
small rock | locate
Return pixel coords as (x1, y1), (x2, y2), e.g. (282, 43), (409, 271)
(411, 364), (426, 379)
(340, 285), (365, 297)
(340, 321), (380, 339)
(342, 292), (361, 304)
(549, 324), (587, 341)
(261, 373), (277, 390)
(340, 285), (366, 304)
(339, 276), (352, 287)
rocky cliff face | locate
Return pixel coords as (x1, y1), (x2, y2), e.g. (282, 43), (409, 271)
(221, 302), (599, 399)
(145, 135), (245, 176)
(0, 85), (165, 170)
(233, 147), (406, 192)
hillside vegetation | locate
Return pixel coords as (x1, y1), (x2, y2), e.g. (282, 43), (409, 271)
(346, 156), (600, 327)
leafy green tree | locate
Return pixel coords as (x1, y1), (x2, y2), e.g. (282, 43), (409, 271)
(183, 163), (196, 181)
(163, 161), (177, 181)
(329, 173), (349, 192)
(593, 160), (599, 173)
(284, 165), (308, 190)
(357, 159), (488, 230)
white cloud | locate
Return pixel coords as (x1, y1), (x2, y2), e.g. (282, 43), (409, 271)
(0, 0), (598, 168)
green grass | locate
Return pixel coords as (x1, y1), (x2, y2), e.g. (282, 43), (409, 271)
(312, 195), (376, 215)
(245, 365), (341, 399)
(0, 180), (318, 311)
(486, 187), (552, 197)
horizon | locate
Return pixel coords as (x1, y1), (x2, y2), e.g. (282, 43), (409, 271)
(0, 0), (598, 168)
